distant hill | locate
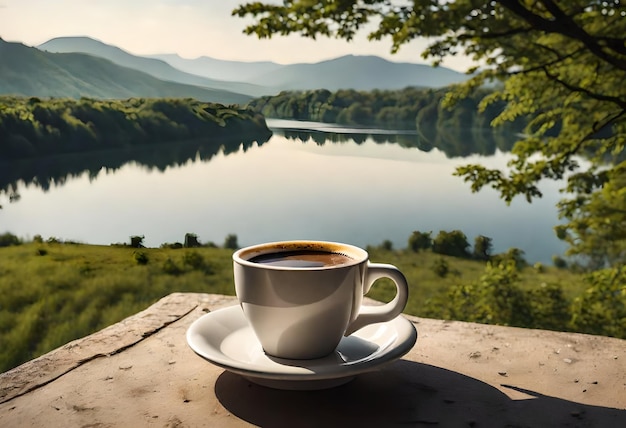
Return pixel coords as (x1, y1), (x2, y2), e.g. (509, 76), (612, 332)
(38, 36), (269, 97)
(0, 39), (252, 104)
(244, 55), (469, 91)
(147, 53), (284, 84)
(37, 36), (468, 93)
(152, 53), (469, 92)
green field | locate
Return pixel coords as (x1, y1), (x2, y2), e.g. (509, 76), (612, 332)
(0, 241), (604, 373)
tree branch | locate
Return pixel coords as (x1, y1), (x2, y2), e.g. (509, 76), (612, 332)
(508, 45), (584, 75)
(499, 0), (626, 71)
(542, 66), (626, 110)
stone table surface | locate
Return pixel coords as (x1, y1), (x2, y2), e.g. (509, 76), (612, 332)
(1, 292), (625, 427)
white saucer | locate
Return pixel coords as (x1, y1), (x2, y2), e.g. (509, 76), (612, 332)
(186, 305), (418, 390)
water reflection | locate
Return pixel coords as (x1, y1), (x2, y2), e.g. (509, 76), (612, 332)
(0, 133), (270, 205)
(273, 122), (517, 158)
(0, 122), (518, 201)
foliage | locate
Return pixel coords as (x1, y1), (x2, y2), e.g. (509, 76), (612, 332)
(556, 164), (626, 268)
(130, 235), (145, 248)
(182, 251), (214, 274)
(527, 282), (571, 331)
(161, 242), (183, 249)
(424, 258), (625, 335)
(379, 239), (393, 251)
(431, 257), (450, 278)
(570, 267), (626, 337)
(408, 231), (432, 252)
(0, 96), (272, 161)
(552, 255), (568, 269)
(0, 232), (21, 247)
(133, 251), (149, 265)
(491, 247), (528, 271)
(472, 235), (493, 261)
(233, 0), (626, 267)
(432, 230), (470, 258)
(184, 233), (201, 248)
(223, 234), (239, 250)
(248, 87), (524, 135)
(161, 258), (183, 275)
(425, 261), (531, 326)
(424, 261), (573, 330)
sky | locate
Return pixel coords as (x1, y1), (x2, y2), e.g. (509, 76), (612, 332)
(0, 0), (473, 72)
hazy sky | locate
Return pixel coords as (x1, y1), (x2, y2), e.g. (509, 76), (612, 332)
(0, 0), (473, 71)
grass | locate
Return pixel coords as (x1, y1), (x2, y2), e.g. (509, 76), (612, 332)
(0, 242), (234, 372)
(0, 242), (586, 373)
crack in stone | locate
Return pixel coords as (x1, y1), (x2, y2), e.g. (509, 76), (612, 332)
(0, 304), (199, 405)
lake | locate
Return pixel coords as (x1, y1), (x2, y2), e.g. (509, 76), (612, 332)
(0, 119), (568, 264)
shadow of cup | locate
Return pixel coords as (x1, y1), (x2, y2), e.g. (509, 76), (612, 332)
(214, 360), (626, 428)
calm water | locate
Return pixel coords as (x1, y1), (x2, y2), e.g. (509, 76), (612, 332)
(0, 119), (567, 263)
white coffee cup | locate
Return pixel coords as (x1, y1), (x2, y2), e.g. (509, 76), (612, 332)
(232, 240), (410, 360)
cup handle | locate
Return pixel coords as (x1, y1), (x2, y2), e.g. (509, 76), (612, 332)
(344, 263), (409, 336)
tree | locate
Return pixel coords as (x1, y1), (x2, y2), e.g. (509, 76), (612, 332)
(233, 1), (626, 267)
(555, 164), (626, 268)
(408, 230), (432, 252)
(473, 235), (493, 261)
(380, 239), (393, 251)
(184, 233), (201, 248)
(223, 234), (239, 250)
(432, 230), (470, 258)
(130, 235), (144, 248)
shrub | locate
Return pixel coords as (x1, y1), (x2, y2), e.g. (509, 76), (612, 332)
(423, 261), (577, 332)
(380, 240), (393, 251)
(570, 267), (626, 338)
(182, 251), (204, 270)
(492, 247), (527, 270)
(223, 234), (239, 250)
(432, 230), (470, 258)
(0, 232), (22, 247)
(552, 255), (568, 269)
(162, 258), (182, 275)
(527, 283), (571, 331)
(431, 258), (450, 278)
(161, 242), (183, 249)
(133, 251), (149, 265)
(425, 261), (532, 327)
(408, 231), (432, 252)
(473, 235), (493, 260)
(184, 233), (201, 248)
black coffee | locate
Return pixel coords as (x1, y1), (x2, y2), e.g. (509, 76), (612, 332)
(249, 250), (354, 268)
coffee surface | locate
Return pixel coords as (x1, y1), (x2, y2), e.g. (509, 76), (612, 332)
(249, 250), (354, 268)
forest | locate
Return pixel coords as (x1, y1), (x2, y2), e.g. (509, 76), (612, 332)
(0, 87), (528, 165)
(0, 96), (272, 160)
(247, 87), (527, 134)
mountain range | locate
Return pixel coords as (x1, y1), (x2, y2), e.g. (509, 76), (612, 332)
(147, 52), (469, 91)
(0, 38), (252, 104)
(38, 37), (270, 97)
(1, 36), (470, 104)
